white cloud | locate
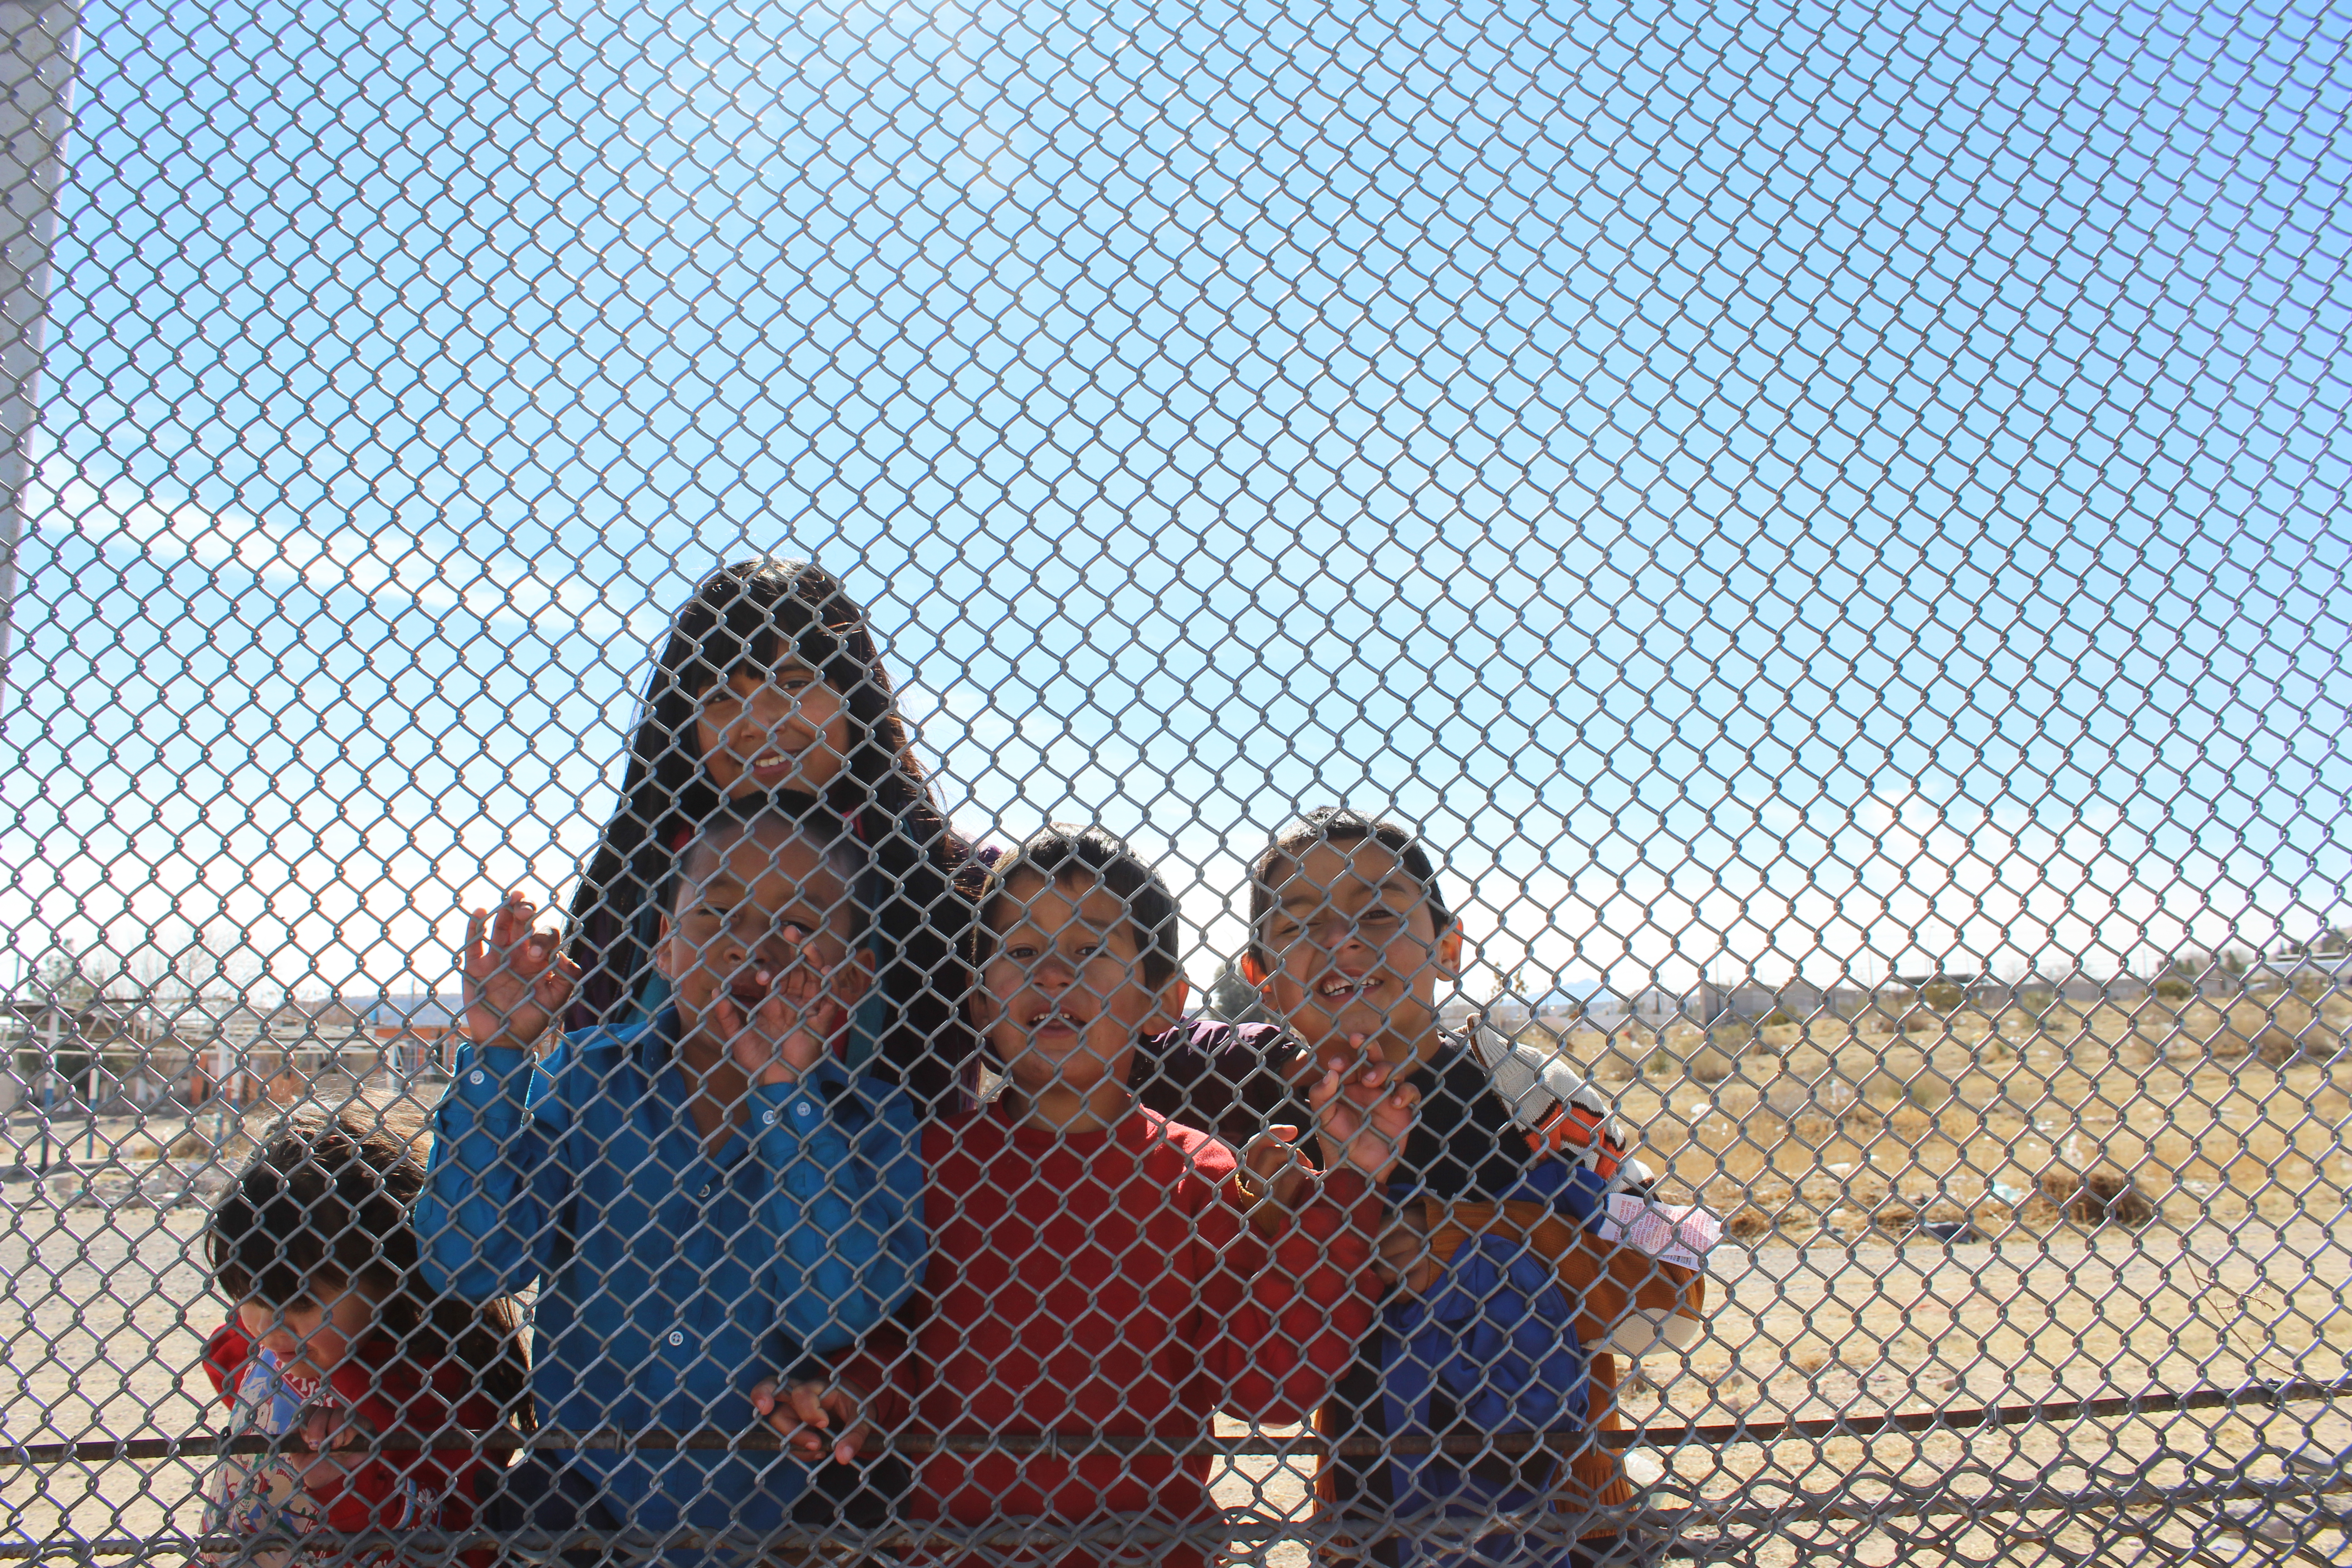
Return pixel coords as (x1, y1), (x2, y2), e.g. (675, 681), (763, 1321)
(26, 467), (634, 632)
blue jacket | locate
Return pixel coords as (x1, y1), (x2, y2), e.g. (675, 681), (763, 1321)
(1140, 1024), (1633, 1566)
(416, 1009), (926, 1541)
(1368, 1149), (1612, 1566)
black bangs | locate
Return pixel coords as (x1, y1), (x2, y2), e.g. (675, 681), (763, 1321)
(206, 1107), (537, 1426)
(1245, 806), (1455, 968)
(210, 1180), (332, 1306)
(974, 824), (1184, 991)
(206, 1109), (423, 1305)
(663, 565), (853, 701)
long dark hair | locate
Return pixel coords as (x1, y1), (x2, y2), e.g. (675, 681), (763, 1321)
(566, 558), (981, 1112)
(208, 1106), (533, 1428)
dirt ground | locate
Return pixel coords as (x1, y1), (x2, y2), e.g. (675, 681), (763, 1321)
(4, 991), (2347, 1563)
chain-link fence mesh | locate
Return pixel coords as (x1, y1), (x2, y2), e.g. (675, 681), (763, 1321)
(2, 0), (2349, 1563)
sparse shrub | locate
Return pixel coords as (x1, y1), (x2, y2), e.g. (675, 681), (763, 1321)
(1758, 1008), (1797, 1029)
(1791, 1111), (1835, 1143)
(171, 1127), (252, 1163)
(2255, 1026), (2333, 1065)
(1687, 1045), (1737, 1083)
(2019, 988), (2055, 1012)
(1723, 1207), (1774, 1242)
(1921, 980), (1965, 1013)
(1888, 1105), (1935, 1137)
(1839, 1100), (1884, 1132)
(2154, 975), (2195, 1003)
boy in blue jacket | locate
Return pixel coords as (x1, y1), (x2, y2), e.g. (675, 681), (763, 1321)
(418, 806), (925, 1552)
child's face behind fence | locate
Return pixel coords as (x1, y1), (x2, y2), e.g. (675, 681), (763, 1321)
(237, 1277), (375, 1386)
(975, 873), (1183, 1104)
(1253, 837), (1460, 1066)
(694, 659), (851, 799)
(657, 828), (867, 1045)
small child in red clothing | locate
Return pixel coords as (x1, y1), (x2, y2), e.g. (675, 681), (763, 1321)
(198, 1107), (529, 1565)
(763, 824), (1418, 1567)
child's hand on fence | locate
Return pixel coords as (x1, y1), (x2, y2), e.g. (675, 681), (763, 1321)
(707, 925), (843, 1088)
(750, 1373), (870, 1466)
(462, 894), (577, 1050)
(294, 1399), (371, 1490)
(1308, 1035), (1420, 1182)
(1240, 1123), (1311, 1215)
(1373, 1204), (1441, 1295)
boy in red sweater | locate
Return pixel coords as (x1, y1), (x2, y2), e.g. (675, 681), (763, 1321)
(764, 823), (1416, 1566)
(197, 1107), (526, 1566)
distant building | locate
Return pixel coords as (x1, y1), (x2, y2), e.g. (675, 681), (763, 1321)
(2249, 952), (2352, 990)
(2, 994), (189, 1112)
(2, 991), (382, 1112)
(162, 997), (383, 1107)
(1687, 980), (1780, 1024)
(368, 993), (466, 1079)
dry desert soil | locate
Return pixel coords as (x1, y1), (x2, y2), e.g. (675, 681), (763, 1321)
(4, 990), (2346, 1563)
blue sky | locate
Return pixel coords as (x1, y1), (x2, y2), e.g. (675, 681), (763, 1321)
(3, 0), (2347, 1001)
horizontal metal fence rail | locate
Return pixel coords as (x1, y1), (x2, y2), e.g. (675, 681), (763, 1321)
(7, 1474), (2351, 1567)
(7, 1376), (2347, 1467)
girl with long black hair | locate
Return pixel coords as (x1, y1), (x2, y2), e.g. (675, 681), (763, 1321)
(561, 557), (982, 1113)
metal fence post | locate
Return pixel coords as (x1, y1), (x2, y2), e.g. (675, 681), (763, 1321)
(0, 1), (78, 700)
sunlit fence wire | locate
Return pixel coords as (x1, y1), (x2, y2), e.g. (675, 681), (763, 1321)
(1, 0), (2348, 1562)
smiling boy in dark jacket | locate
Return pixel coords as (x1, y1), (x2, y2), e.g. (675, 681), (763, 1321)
(1138, 808), (1709, 1568)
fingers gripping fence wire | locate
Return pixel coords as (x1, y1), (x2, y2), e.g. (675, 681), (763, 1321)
(1, 0), (2348, 1565)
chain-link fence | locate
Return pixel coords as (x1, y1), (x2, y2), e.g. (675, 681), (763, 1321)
(2, 0), (2349, 1562)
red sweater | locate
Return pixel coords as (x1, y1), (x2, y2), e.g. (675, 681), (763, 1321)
(200, 1322), (502, 1555)
(848, 1106), (1384, 1567)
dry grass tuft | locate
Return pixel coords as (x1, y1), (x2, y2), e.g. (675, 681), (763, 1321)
(2039, 1167), (2158, 1226)
(1723, 1206), (1776, 1242)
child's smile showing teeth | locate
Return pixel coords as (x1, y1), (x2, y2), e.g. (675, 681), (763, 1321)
(1255, 833), (1464, 1069)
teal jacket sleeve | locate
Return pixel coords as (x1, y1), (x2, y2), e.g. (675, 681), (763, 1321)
(416, 1039), (572, 1302)
(742, 1072), (926, 1366)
